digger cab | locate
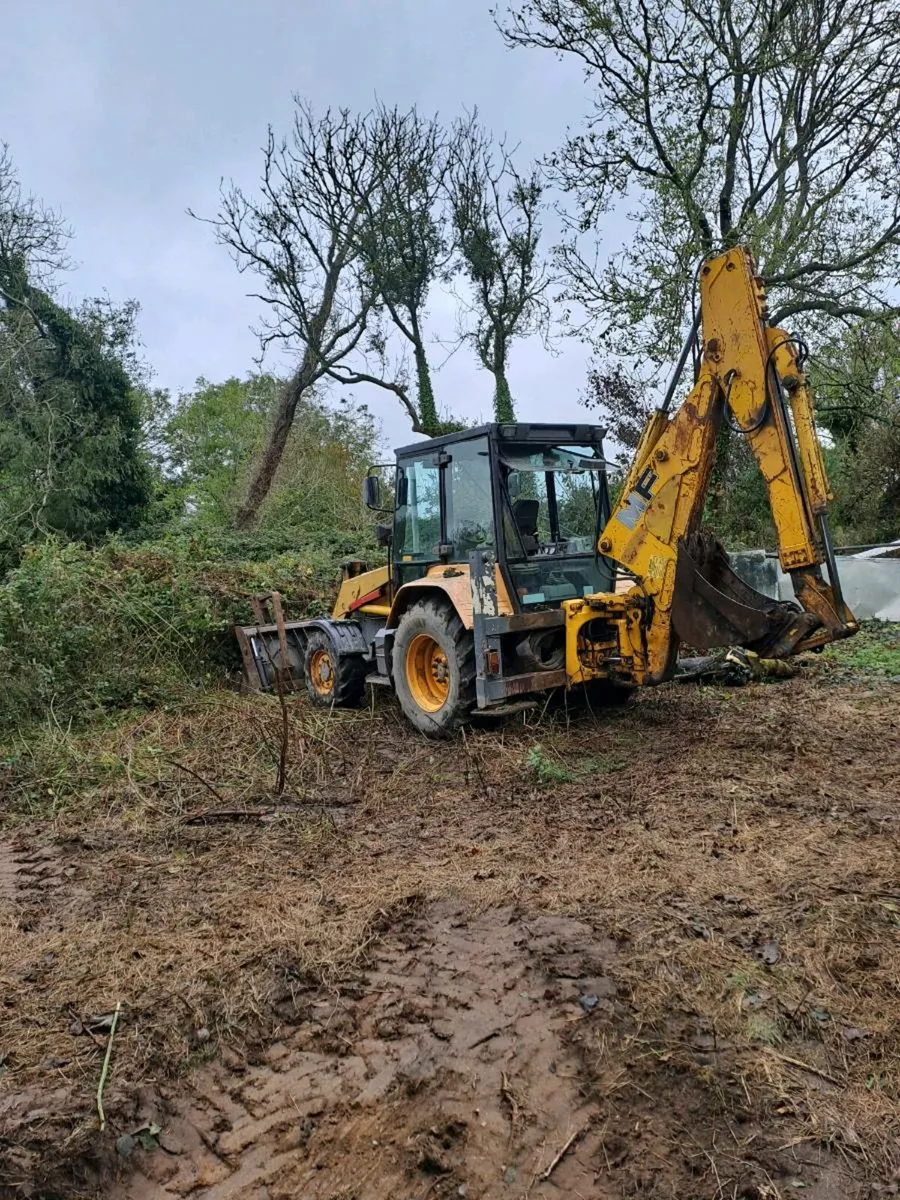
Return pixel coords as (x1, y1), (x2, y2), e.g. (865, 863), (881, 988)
(387, 422), (616, 609)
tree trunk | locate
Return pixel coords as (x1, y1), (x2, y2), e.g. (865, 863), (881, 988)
(413, 339), (439, 435)
(235, 349), (316, 529)
(235, 257), (344, 529)
(492, 339), (515, 423)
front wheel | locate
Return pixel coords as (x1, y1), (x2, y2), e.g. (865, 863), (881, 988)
(393, 598), (475, 736)
(303, 630), (366, 708)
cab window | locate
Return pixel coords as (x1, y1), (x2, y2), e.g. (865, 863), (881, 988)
(445, 437), (494, 559)
(395, 456), (440, 560)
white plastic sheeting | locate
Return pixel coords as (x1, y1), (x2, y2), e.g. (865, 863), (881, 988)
(731, 545), (900, 621)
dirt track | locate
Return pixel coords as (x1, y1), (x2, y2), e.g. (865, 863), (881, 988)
(1, 647), (899, 1199)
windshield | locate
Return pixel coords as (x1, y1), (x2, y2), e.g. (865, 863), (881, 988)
(502, 444), (606, 552)
(500, 442), (613, 607)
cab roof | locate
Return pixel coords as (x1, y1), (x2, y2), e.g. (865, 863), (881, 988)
(394, 421), (608, 459)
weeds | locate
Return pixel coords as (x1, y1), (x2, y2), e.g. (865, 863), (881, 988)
(526, 744), (576, 784)
(0, 536), (344, 736)
(526, 743), (627, 785)
(824, 620), (900, 677)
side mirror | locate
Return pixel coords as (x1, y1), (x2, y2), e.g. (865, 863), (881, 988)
(363, 474), (382, 510)
(375, 523), (393, 547)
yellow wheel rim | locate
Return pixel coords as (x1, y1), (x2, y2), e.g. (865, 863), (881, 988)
(309, 647), (335, 697)
(406, 633), (451, 713)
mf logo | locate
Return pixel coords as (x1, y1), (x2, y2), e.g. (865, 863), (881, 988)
(617, 466), (658, 531)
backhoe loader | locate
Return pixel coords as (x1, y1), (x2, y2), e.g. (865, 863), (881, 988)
(237, 247), (857, 733)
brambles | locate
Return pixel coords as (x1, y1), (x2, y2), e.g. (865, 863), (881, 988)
(0, 536), (347, 734)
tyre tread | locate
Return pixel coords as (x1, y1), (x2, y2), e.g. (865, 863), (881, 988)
(303, 630), (366, 708)
(393, 596), (475, 735)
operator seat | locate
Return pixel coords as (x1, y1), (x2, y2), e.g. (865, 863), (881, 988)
(512, 498), (541, 554)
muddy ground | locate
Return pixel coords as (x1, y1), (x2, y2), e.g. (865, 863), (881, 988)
(1, 635), (899, 1199)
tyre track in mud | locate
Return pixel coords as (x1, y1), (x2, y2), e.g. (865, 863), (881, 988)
(0, 840), (67, 914)
(114, 902), (855, 1200)
(116, 904), (615, 1199)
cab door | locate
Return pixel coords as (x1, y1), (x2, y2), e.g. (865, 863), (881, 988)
(393, 438), (497, 587)
(443, 437), (495, 562)
(393, 453), (443, 587)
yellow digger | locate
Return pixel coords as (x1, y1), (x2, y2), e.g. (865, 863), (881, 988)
(236, 247), (857, 733)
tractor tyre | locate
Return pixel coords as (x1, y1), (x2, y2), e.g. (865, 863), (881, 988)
(393, 598), (476, 736)
(303, 630), (366, 708)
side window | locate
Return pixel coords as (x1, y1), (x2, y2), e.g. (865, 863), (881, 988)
(446, 438), (494, 559)
(395, 457), (440, 559)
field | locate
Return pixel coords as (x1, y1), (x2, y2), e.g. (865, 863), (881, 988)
(1, 627), (899, 1200)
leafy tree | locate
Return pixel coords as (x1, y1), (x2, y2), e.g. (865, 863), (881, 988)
(499, 0), (900, 367)
(582, 363), (652, 464)
(448, 119), (550, 422)
(162, 374), (378, 540)
(164, 375), (276, 524)
(0, 147), (151, 567)
(812, 323), (900, 542)
(351, 106), (456, 435)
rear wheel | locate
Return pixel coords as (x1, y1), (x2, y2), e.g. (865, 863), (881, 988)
(303, 630), (366, 708)
(393, 598), (475, 735)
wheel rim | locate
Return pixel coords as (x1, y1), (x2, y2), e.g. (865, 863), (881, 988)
(406, 633), (451, 712)
(309, 647), (335, 697)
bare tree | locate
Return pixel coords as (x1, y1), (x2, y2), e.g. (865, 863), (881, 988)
(447, 120), (550, 423)
(200, 103), (421, 529)
(498, 0), (900, 366)
(0, 144), (70, 292)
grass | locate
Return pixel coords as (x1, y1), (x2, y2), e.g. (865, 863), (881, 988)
(526, 743), (628, 784)
(824, 620), (900, 677)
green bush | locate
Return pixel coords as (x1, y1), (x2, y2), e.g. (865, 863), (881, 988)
(0, 534), (373, 735)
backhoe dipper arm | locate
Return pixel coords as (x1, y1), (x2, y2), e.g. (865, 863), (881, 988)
(597, 247), (856, 683)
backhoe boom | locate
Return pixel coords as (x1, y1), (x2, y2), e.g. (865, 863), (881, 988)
(584, 247), (856, 683)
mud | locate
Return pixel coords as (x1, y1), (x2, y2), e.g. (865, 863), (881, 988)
(0, 840), (67, 912)
(113, 904), (852, 1200)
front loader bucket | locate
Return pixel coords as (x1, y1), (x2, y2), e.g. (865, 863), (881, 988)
(671, 532), (819, 655)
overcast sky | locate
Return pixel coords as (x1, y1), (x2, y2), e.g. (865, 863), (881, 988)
(2, 0), (624, 450)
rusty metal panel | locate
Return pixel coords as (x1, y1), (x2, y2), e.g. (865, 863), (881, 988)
(497, 668), (567, 698)
(470, 550), (499, 618)
(482, 610), (566, 634)
(235, 626), (261, 691)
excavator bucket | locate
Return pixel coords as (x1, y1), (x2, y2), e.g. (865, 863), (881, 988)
(671, 532), (820, 656)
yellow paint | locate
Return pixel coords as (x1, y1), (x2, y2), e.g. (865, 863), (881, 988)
(562, 592), (649, 686)
(332, 564), (390, 619)
(308, 646), (335, 697)
(593, 246), (855, 683)
(405, 633), (450, 711)
(387, 563), (514, 629)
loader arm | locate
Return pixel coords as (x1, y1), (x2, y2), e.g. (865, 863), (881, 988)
(596, 247), (857, 683)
